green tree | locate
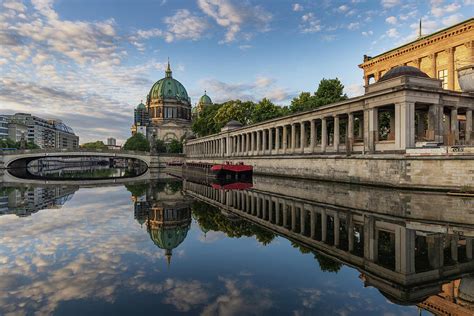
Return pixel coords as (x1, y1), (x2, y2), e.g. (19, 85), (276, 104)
(214, 100), (255, 128)
(81, 141), (107, 149)
(250, 98), (286, 124)
(154, 139), (167, 153)
(124, 182), (149, 197)
(123, 133), (150, 152)
(167, 139), (183, 153)
(0, 138), (18, 149)
(313, 78), (347, 106)
(290, 92), (316, 113)
(290, 78), (348, 113)
(192, 103), (222, 137)
(314, 252), (342, 273)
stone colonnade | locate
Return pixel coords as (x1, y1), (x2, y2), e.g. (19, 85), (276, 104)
(186, 78), (474, 157)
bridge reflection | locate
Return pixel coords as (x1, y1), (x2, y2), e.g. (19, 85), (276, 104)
(183, 175), (474, 314)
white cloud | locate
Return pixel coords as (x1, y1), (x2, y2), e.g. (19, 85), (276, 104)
(163, 9), (208, 42)
(385, 16), (397, 24)
(361, 30), (373, 36)
(300, 13), (321, 33)
(338, 5), (350, 12)
(293, 3), (303, 11)
(197, 0), (272, 43)
(431, 2), (461, 17)
(3, 0), (26, 12)
(347, 22), (360, 30)
(442, 13), (464, 26)
(381, 0), (401, 8)
(386, 28), (399, 38)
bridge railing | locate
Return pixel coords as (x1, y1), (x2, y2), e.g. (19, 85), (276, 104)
(0, 148), (151, 156)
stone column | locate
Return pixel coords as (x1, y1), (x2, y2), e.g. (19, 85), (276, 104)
(275, 127), (280, 154)
(298, 122), (304, 153)
(395, 102), (415, 150)
(275, 200), (281, 225)
(348, 113), (354, 153)
(269, 128), (274, 154)
(467, 109), (473, 145)
(256, 131), (260, 155)
(447, 47), (455, 90)
(291, 123), (296, 154)
(291, 203), (296, 232)
(368, 108), (377, 153)
(310, 119), (316, 152)
(321, 209), (327, 242)
(262, 129), (267, 155)
(334, 115), (340, 152)
(395, 227), (416, 274)
(250, 132), (255, 156)
(226, 136), (231, 157)
(310, 209), (316, 239)
(282, 125), (288, 154)
(348, 215), (354, 252)
(283, 201), (288, 227)
(321, 118), (327, 152)
(451, 107), (459, 144)
(467, 238), (473, 259)
(334, 214), (340, 247)
(300, 207), (306, 235)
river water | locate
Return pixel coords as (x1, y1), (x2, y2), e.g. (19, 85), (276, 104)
(1, 166), (474, 315)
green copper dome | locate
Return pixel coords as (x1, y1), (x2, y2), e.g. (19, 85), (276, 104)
(137, 102), (146, 110)
(199, 92), (212, 105)
(148, 225), (190, 251)
(148, 62), (190, 104)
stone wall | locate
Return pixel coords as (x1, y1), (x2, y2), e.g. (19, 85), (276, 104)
(185, 155), (474, 190)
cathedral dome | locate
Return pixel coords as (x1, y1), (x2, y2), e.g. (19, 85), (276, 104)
(199, 92), (212, 105)
(379, 66), (430, 82)
(136, 102), (146, 110)
(148, 62), (190, 104)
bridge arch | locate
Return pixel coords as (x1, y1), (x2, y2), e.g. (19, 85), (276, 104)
(2, 148), (152, 169)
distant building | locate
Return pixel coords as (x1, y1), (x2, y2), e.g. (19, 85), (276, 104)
(107, 137), (116, 146)
(6, 113), (79, 149)
(0, 116), (8, 140)
(8, 120), (28, 142)
(359, 18), (473, 91)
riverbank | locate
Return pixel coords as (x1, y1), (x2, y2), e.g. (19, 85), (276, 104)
(184, 153), (474, 191)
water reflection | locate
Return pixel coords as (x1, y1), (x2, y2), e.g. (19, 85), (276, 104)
(0, 173), (473, 315)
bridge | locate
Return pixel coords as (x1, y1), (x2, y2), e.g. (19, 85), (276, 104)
(0, 148), (184, 183)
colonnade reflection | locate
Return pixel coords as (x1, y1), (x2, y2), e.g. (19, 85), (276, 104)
(183, 175), (474, 313)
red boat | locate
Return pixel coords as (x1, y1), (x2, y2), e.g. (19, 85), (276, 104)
(210, 162), (253, 179)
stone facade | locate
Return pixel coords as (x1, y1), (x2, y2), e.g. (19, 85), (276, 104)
(359, 18), (474, 91)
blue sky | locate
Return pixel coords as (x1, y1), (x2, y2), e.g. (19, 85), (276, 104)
(1, 0), (473, 143)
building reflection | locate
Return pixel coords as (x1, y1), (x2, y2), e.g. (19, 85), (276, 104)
(0, 185), (78, 217)
(129, 181), (192, 265)
(182, 175), (474, 314)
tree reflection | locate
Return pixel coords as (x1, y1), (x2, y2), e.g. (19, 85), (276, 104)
(192, 201), (276, 245)
(291, 241), (342, 273)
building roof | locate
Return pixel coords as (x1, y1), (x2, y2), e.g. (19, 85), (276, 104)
(360, 17), (474, 68)
(379, 65), (430, 82)
(148, 62), (190, 104)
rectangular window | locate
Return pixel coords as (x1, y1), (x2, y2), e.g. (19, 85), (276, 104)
(438, 69), (448, 89)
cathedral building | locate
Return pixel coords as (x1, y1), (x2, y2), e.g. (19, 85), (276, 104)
(131, 61), (213, 144)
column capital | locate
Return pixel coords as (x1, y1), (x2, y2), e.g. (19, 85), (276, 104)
(445, 47), (455, 54)
(465, 40), (474, 49)
(428, 53), (436, 60)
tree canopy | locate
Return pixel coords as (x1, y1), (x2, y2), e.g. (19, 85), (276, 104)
(81, 141), (107, 149)
(0, 138), (39, 149)
(191, 78), (348, 137)
(123, 133), (150, 152)
(289, 78), (348, 113)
